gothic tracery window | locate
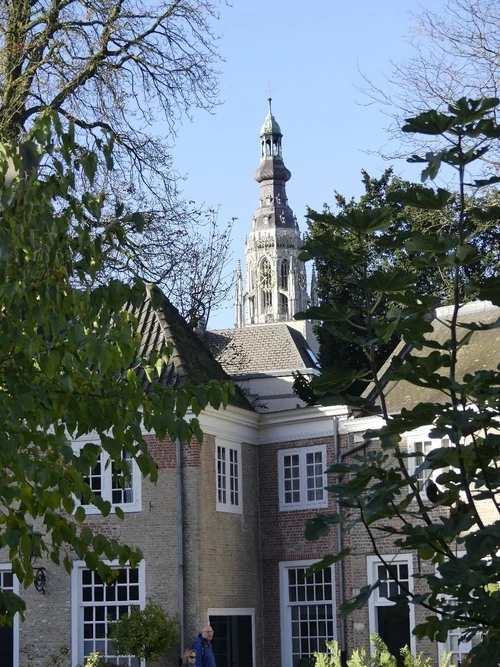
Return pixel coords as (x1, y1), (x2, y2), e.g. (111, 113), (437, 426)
(260, 259), (272, 309)
(279, 293), (288, 317)
(280, 259), (289, 290)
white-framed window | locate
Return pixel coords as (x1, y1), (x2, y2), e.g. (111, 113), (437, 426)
(436, 562), (482, 665)
(278, 445), (328, 511)
(0, 564), (19, 667)
(279, 560), (336, 667)
(367, 555), (416, 659)
(71, 561), (145, 666)
(216, 440), (242, 514)
(74, 439), (142, 514)
(440, 623), (481, 665)
(408, 434), (450, 490)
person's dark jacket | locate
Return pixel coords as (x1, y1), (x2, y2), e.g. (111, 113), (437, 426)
(192, 634), (216, 667)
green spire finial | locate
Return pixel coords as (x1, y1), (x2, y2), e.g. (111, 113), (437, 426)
(260, 98), (281, 136)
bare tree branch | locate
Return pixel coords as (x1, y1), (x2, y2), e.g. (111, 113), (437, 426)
(0, 0), (232, 325)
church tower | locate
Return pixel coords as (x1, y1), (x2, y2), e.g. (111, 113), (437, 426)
(239, 99), (309, 326)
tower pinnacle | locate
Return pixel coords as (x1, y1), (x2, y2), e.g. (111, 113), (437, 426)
(241, 100), (309, 326)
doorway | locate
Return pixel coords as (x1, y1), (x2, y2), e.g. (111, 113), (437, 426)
(208, 609), (254, 667)
(0, 568), (16, 667)
(377, 605), (410, 667)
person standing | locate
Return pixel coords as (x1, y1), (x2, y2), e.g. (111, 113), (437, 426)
(191, 625), (216, 667)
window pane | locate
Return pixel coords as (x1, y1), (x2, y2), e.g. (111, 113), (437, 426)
(111, 451), (134, 505)
(217, 446), (227, 504)
(79, 567), (140, 667)
(86, 460), (103, 497)
(283, 454), (301, 504)
(229, 448), (239, 506)
(287, 567), (334, 667)
(305, 451), (324, 502)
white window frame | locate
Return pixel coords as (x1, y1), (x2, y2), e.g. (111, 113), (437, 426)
(367, 554), (416, 657)
(407, 429), (450, 491)
(0, 564), (19, 667)
(279, 559), (336, 667)
(73, 438), (142, 514)
(278, 445), (328, 511)
(439, 621), (481, 665)
(71, 560), (146, 666)
(435, 556), (482, 665)
(216, 439), (243, 514)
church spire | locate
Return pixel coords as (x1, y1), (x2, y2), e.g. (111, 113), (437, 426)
(241, 100), (309, 326)
(235, 260), (243, 328)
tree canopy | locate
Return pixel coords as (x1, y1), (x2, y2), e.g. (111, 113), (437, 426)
(305, 168), (500, 397)
(300, 97), (500, 663)
(0, 111), (232, 622)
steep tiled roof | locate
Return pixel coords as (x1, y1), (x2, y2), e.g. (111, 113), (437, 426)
(204, 323), (319, 376)
(364, 301), (500, 414)
(131, 287), (252, 410)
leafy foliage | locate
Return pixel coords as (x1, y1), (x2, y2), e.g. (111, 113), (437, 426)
(0, 111), (232, 621)
(311, 635), (451, 667)
(302, 168), (499, 398)
(109, 600), (178, 662)
(301, 98), (500, 662)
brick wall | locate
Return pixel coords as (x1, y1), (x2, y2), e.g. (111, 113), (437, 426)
(184, 434), (263, 667)
(258, 434), (340, 666)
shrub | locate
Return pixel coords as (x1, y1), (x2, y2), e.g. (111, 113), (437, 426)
(108, 600), (178, 662)
(311, 634), (453, 667)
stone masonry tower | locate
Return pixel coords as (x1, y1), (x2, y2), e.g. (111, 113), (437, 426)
(236, 99), (308, 326)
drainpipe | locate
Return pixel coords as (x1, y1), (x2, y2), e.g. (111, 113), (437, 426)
(176, 438), (185, 651)
(334, 418), (368, 667)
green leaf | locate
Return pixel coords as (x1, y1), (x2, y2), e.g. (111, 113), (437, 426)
(475, 277), (500, 305)
(402, 110), (455, 135)
(19, 534), (32, 558)
(305, 513), (343, 540)
(74, 506), (86, 523)
(386, 186), (453, 209)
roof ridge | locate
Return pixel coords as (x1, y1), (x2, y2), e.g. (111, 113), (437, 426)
(434, 300), (495, 319)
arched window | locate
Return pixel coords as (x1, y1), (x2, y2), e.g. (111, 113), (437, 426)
(248, 296), (255, 322)
(279, 293), (288, 317)
(260, 259), (272, 309)
(280, 259), (289, 290)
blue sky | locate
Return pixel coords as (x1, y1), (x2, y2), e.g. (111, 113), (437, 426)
(170, 0), (446, 329)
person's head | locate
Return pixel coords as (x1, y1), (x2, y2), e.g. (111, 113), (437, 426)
(183, 649), (197, 664)
(201, 625), (214, 641)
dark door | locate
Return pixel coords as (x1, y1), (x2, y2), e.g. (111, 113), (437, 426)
(377, 605), (410, 667)
(0, 624), (13, 667)
(0, 570), (14, 667)
(209, 615), (253, 667)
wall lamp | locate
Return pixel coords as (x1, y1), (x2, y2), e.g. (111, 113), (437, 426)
(30, 531), (46, 594)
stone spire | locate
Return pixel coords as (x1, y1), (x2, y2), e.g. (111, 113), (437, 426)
(242, 99), (308, 325)
(235, 260), (243, 328)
